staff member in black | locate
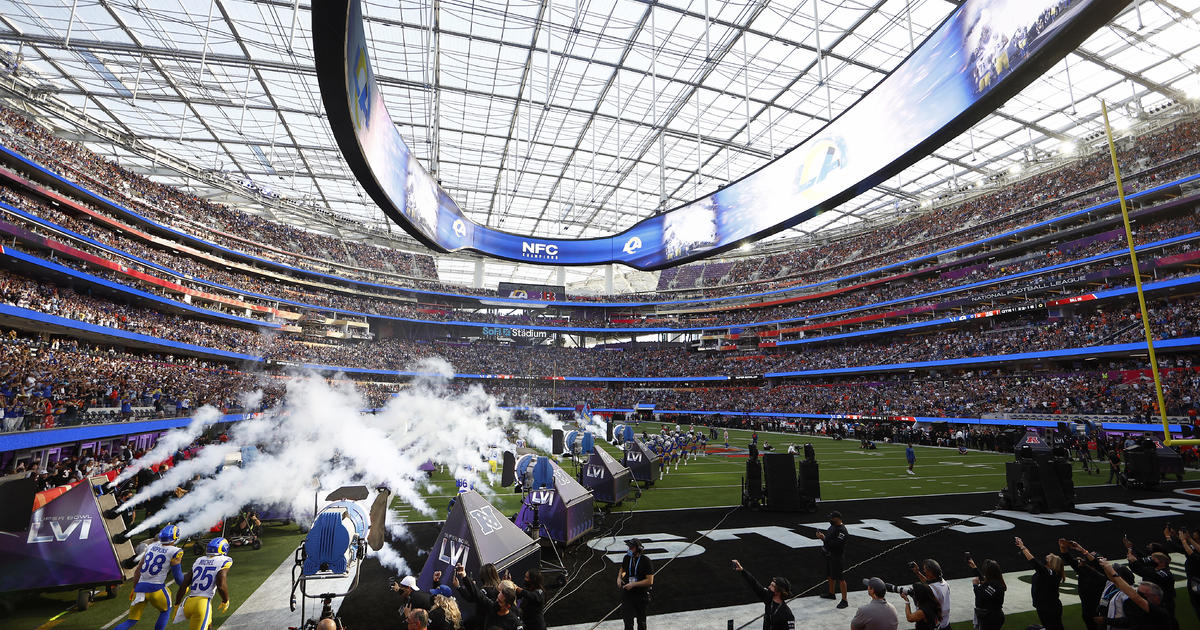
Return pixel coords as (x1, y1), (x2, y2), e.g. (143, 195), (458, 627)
(1175, 526), (1200, 624)
(967, 556), (1005, 630)
(815, 511), (849, 608)
(1059, 539), (1106, 630)
(730, 559), (795, 630)
(1099, 558), (1174, 630)
(617, 538), (654, 630)
(1125, 537), (1176, 619)
(1016, 536), (1065, 630)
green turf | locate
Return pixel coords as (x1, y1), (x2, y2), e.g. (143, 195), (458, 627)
(5, 521), (305, 630)
(388, 427), (1200, 517)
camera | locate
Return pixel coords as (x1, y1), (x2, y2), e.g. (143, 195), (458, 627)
(884, 583), (912, 596)
(907, 561), (918, 570)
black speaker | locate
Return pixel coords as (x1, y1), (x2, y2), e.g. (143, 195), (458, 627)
(745, 458), (762, 501)
(803, 443), (816, 463)
(552, 429), (564, 455)
(606, 416), (614, 443)
(501, 451), (516, 488)
(762, 453), (801, 511)
(798, 460), (821, 500)
(0, 477), (36, 531)
(1124, 449), (1158, 488)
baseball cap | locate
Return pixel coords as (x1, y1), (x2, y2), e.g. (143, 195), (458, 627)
(863, 577), (886, 595)
(828, 510), (843, 520)
(625, 538), (643, 550)
(400, 576), (419, 590)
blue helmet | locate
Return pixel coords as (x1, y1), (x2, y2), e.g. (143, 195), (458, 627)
(157, 524), (180, 544)
(206, 537), (230, 555)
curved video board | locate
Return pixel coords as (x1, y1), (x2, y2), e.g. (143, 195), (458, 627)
(314, 0), (1127, 270)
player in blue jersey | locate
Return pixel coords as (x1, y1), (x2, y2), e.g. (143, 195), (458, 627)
(114, 525), (186, 630)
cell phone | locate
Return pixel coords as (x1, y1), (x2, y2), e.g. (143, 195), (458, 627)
(964, 552), (972, 560)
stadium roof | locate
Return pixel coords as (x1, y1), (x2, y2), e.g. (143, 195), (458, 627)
(0, 0), (1198, 288)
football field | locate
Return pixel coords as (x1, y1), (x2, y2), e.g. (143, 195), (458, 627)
(10, 426), (1199, 630)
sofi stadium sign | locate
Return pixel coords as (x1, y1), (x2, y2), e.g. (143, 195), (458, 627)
(480, 327), (551, 339)
(315, 0), (1129, 270)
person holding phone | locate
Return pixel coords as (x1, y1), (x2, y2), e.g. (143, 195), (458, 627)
(730, 559), (795, 630)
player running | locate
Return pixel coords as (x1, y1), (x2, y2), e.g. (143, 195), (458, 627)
(174, 537), (233, 630)
(114, 525), (186, 630)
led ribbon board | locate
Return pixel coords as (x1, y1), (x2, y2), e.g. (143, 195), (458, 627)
(314, 0), (1128, 270)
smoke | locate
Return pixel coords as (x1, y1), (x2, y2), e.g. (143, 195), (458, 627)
(118, 360), (556, 539)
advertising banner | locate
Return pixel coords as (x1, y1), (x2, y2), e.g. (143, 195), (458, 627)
(316, 0), (1127, 269)
(0, 482), (123, 592)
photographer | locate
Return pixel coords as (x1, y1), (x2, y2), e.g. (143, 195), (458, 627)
(909, 559), (950, 630)
(730, 559), (795, 630)
(1099, 558), (1173, 630)
(966, 555), (1005, 630)
(1016, 536), (1065, 630)
(815, 511), (849, 609)
(898, 583), (941, 630)
(617, 538), (654, 630)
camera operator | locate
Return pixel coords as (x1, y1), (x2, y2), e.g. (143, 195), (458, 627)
(898, 583), (941, 630)
(456, 564), (522, 630)
(851, 578), (899, 630)
(815, 511), (849, 609)
(1016, 536), (1065, 630)
(1059, 539), (1106, 630)
(908, 560), (950, 630)
(965, 554), (1004, 630)
(730, 559), (795, 630)
(1099, 558), (1173, 630)
(617, 538), (654, 630)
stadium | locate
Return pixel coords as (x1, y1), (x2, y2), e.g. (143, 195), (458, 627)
(1, 0), (1200, 629)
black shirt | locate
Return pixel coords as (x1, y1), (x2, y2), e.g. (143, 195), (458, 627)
(1027, 557), (1062, 607)
(739, 570), (795, 630)
(1129, 557), (1175, 613)
(517, 587), (546, 630)
(621, 553), (655, 596)
(461, 576), (523, 630)
(971, 578), (1005, 613)
(1123, 598), (1173, 630)
(824, 524), (848, 556)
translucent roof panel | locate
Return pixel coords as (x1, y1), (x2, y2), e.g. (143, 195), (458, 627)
(0, 1), (1198, 287)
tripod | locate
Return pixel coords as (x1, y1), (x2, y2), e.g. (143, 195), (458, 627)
(523, 497), (568, 587)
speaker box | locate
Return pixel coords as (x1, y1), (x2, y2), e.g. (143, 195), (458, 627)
(762, 453), (801, 511)
(745, 458), (762, 501)
(551, 429), (564, 455)
(606, 416), (614, 443)
(0, 476), (36, 531)
(798, 460), (821, 500)
(501, 451), (516, 488)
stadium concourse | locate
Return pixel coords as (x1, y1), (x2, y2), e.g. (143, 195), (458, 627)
(4, 1), (1200, 629)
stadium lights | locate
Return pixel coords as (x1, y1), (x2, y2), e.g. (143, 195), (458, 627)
(740, 243), (753, 252)
(1058, 140), (1076, 155)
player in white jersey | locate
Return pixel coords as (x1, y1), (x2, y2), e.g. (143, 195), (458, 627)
(114, 525), (185, 630)
(174, 537), (233, 630)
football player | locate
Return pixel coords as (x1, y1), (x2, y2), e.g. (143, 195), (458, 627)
(174, 537), (233, 630)
(114, 525), (185, 630)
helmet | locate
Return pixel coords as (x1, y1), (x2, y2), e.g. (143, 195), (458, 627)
(206, 537), (230, 555)
(157, 524), (180, 544)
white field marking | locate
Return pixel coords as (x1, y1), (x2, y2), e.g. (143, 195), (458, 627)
(100, 612), (129, 630)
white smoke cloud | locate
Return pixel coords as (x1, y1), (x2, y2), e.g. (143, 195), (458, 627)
(118, 362), (556, 541)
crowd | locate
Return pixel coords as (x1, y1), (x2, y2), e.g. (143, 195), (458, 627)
(3, 105), (1200, 310)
